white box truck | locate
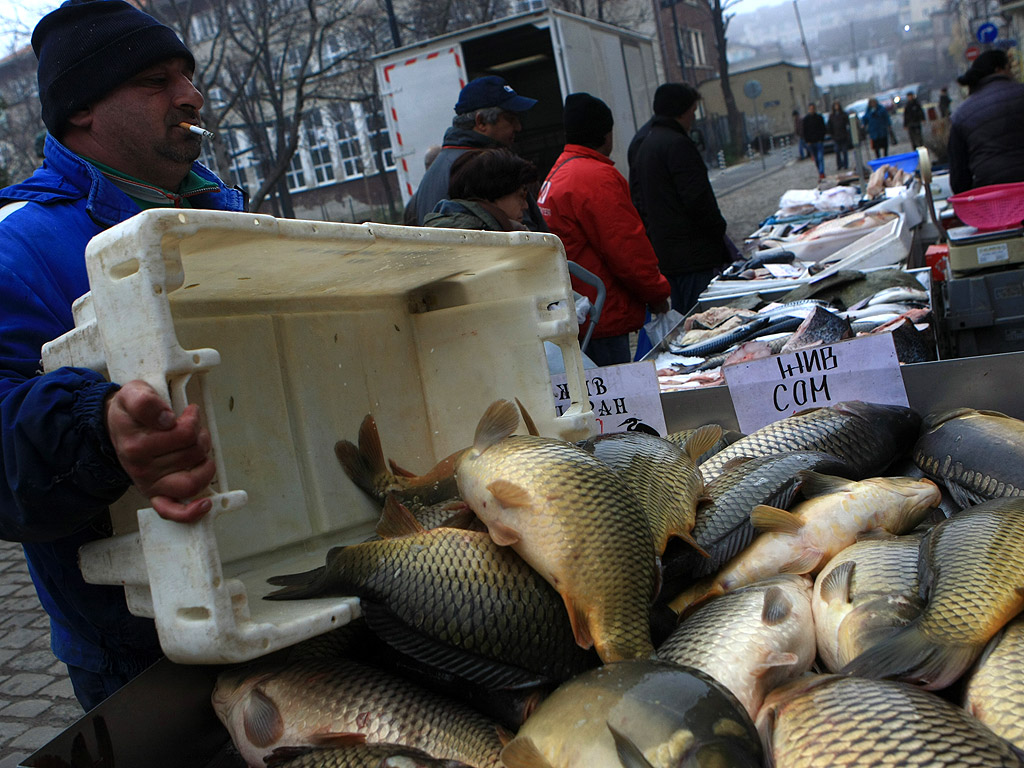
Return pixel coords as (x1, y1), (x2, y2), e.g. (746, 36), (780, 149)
(374, 9), (661, 202)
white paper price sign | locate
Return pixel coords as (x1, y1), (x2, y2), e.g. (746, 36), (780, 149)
(723, 334), (909, 434)
(551, 360), (667, 435)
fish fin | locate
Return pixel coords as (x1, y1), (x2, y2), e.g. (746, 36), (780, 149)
(608, 723), (657, 768)
(818, 561), (854, 604)
(334, 438), (384, 501)
(484, 517), (521, 546)
(265, 747), (318, 767)
(761, 586), (794, 625)
(750, 505), (804, 535)
(684, 424), (724, 463)
(778, 547), (824, 575)
(755, 651), (800, 672)
(796, 471), (855, 499)
(840, 623), (980, 690)
(242, 687), (285, 748)
(501, 737), (557, 768)
(473, 399), (520, 453)
(438, 504), (478, 530)
(563, 594), (595, 650)
(515, 397), (540, 437)
(375, 495), (426, 538)
(360, 603), (549, 690)
(263, 566), (329, 600)
(308, 733), (366, 747)
(387, 458), (416, 477)
(672, 530), (711, 559)
(487, 479), (533, 508)
(945, 481), (989, 511)
(719, 455), (756, 472)
(668, 580), (723, 616)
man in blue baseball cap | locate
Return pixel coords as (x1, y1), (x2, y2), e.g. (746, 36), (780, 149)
(413, 75), (545, 229)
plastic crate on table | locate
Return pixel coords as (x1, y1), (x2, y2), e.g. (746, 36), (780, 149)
(867, 151), (921, 174)
(41, 208), (595, 664)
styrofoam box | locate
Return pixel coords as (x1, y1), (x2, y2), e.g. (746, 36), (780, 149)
(41, 209), (596, 664)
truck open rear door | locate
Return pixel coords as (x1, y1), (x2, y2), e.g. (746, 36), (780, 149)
(377, 46), (467, 201)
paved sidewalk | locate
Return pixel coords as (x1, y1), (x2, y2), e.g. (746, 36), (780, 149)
(0, 539), (81, 768)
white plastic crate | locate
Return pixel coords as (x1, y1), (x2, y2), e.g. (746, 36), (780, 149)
(41, 208), (595, 664)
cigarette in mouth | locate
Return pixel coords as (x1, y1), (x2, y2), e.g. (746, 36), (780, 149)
(180, 122), (214, 139)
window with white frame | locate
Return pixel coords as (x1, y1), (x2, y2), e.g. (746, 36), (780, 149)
(686, 28), (707, 67)
(190, 10), (218, 42)
(332, 104), (364, 179)
(304, 110), (335, 185)
(284, 149), (307, 191)
(364, 107), (395, 172)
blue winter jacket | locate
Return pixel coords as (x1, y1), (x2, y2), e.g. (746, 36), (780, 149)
(861, 106), (892, 142)
(0, 135), (245, 679)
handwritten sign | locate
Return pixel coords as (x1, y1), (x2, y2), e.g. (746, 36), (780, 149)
(551, 361), (667, 436)
(723, 334), (909, 434)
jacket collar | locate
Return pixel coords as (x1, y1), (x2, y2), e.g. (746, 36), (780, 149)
(561, 144), (614, 166)
(650, 114), (690, 136)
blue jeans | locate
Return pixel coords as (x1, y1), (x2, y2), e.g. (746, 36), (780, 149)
(809, 142), (825, 175)
(834, 141), (850, 170)
(67, 663), (152, 712)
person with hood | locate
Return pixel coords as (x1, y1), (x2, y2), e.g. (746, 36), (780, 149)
(423, 148), (537, 231)
(948, 49), (1024, 194)
(0, 0), (245, 711)
(412, 76), (544, 229)
(537, 93), (670, 367)
(862, 97), (893, 159)
(631, 83), (731, 314)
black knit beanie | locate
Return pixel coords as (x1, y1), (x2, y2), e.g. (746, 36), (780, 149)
(563, 92), (614, 149)
(33, 0), (195, 137)
(653, 83), (700, 117)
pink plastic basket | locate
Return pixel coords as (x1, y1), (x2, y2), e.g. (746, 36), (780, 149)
(948, 182), (1024, 231)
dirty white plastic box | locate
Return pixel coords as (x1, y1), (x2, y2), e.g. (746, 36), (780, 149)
(42, 208), (595, 664)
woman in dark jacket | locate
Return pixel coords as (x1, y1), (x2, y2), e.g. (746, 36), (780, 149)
(828, 101), (852, 171)
(948, 49), (1024, 194)
(423, 149), (538, 231)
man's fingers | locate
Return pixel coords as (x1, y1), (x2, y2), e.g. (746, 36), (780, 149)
(114, 381), (177, 430)
(151, 495), (213, 524)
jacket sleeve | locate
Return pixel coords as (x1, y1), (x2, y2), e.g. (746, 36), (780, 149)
(0, 263), (131, 543)
(578, 170), (670, 306)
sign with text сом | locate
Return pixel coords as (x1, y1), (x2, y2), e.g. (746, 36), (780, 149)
(550, 361), (667, 436)
(723, 334), (909, 434)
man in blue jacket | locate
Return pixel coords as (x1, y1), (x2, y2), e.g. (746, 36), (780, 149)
(0, 0), (245, 711)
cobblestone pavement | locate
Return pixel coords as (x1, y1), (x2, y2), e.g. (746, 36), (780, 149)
(0, 539), (81, 768)
(0, 149), (844, 768)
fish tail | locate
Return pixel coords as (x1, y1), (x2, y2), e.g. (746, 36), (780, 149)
(667, 579), (723, 617)
(473, 400), (521, 453)
(335, 415), (389, 500)
(839, 622), (981, 690)
(263, 566), (329, 599)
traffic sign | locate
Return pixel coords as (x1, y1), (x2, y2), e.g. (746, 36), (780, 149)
(966, 45), (981, 61)
(977, 22), (998, 44)
(743, 80), (763, 100)
(996, 38), (1019, 50)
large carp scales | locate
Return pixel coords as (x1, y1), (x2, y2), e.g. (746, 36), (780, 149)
(964, 614), (1024, 752)
(500, 659), (763, 768)
(582, 426), (721, 557)
(758, 674), (1024, 767)
(669, 473), (940, 614)
(455, 400), (658, 662)
(843, 498), (1024, 690)
(697, 401), (921, 484)
(913, 408), (1024, 509)
(265, 500), (597, 689)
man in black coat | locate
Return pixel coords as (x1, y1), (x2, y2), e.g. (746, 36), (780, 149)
(948, 50), (1024, 194)
(802, 103), (827, 180)
(902, 92), (926, 149)
(630, 83), (730, 314)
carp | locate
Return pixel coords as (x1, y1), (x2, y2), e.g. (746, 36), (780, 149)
(455, 400), (658, 663)
(964, 615), (1024, 752)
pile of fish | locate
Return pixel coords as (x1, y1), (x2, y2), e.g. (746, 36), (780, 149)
(209, 401), (1024, 767)
(651, 267), (934, 392)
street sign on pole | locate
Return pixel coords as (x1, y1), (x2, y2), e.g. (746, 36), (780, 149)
(977, 23), (998, 44)
(966, 45), (981, 62)
(743, 80), (766, 171)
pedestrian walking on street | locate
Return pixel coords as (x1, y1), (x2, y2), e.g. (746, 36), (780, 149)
(903, 92), (926, 149)
(792, 109), (807, 160)
(938, 87), (952, 118)
(828, 100), (851, 171)
(802, 103), (827, 179)
(862, 97), (893, 159)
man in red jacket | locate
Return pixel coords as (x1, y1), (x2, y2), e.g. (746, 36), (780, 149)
(538, 92), (671, 367)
